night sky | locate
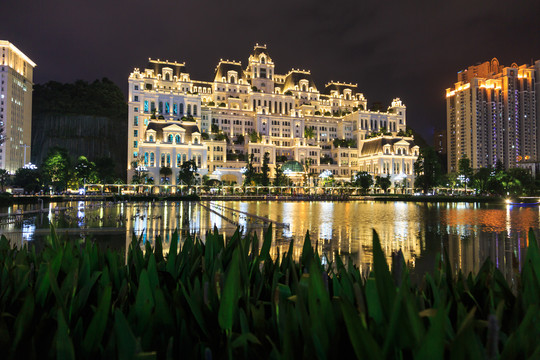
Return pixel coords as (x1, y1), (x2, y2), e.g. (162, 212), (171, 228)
(2, 0), (540, 143)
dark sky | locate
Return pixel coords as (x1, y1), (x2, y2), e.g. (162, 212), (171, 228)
(2, 0), (540, 143)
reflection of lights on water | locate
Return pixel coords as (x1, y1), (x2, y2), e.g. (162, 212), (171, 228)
(321, 253), (328, 267)
(455, 202), (468, 210)
(506, 205), (511, 236)
(22, 222), (35, 242)
(77, 201), (85, 227)
(319, 222), (333, 240)
(393, 202), (409, 242)
(281, 202), (294, 238)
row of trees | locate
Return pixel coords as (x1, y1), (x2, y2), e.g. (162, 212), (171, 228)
(8, 147), (120, 193)
(413, 148), (537, 196)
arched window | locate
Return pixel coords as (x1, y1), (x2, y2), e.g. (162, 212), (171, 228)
(182, 154), (187, 162)
(165, 102), (170, 114)
(144, 152), (149, 165)
(197, 155), (202, 166)
(150, 153), (155, 167)
(193, 105), (197, 116)
(151, 102), (156, 112)
(194, 137), (198, 144)
(187, 104), (192, 115)
(149, 135), (154, 142)
(261, 56), (265, 64)
(179, 103), (184, 115)
(165, 73), (170, 81)
(175, 135), (181, 144)
(173, 103), (178, 115)
(177, 154), (181, 167)
(159, 102), (163, 114)
(168, 134), (173, 143)
(166, 154), (171, 167)
(230, 75), (236, 84)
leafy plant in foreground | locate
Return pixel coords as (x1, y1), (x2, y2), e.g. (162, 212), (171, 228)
(0, 225), (539, 359)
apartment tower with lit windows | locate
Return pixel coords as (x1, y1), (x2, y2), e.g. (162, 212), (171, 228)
(446, 58), (540, 173)
(0, 41), (36, 173)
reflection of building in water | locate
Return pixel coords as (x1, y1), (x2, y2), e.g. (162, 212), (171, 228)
(266, 201), (424, 270)
(441, 204), (536, 284)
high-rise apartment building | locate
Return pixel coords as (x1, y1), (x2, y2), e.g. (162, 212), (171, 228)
(446, 58), (540, 173)
(0, 41), (36, 173)
(127, 45), (418, 189)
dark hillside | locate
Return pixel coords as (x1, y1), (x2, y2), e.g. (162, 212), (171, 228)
(31, 79), (127, 180)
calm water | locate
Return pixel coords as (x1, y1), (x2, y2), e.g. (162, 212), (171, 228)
(0, 200), (537, 281)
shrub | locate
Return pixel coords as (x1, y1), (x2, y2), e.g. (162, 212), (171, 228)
(1, 226), (540, 358)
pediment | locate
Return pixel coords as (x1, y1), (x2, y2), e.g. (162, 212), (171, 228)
(163, 124), (185, 132)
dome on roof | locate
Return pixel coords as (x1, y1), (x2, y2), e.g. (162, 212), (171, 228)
(282, 160), (304, 173)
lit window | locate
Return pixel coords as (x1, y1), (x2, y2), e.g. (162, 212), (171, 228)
(144, 101), (149, 113)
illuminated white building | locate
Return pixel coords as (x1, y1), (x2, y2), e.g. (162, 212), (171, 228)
(0, 41), (36, 173)
(127, 45), (417, 188)
(446, 57), (540, 172)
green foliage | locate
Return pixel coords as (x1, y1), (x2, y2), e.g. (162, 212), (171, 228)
(177, 160), (198, 189)
(352, 171), (373, 194)
(333, 138), (357, 148)
(0, 169), (10, 192)
(273, 164), (287, 186)
(414, 147), (443, 194)
(13, 168), (41, 192)
(260, 152), (270, 186)
(74, 156), (98, 186)
(42, 147), (72, 191)
(234, 134), (245, 145)
(284, 90), (293, 96)
(248, 131), (262, 144)
(94, 157), (117, 184)
(375, 175), (392, 193)
(2, 226), (540, 358)
(304, 126), (315, 140)
(159, 166), (172, 184)
(320, 156), (333, 165)
(458, 155), (473, 180)
(243, 153), (256, 186)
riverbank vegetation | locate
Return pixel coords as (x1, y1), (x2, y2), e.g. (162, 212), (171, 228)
(414, 150), (538, 196)
(1, 225), (539, 358)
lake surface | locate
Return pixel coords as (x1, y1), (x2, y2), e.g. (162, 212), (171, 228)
(0, 200), (537, 282)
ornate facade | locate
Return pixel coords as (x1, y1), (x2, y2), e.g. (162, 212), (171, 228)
(127, 45), (418, 188)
